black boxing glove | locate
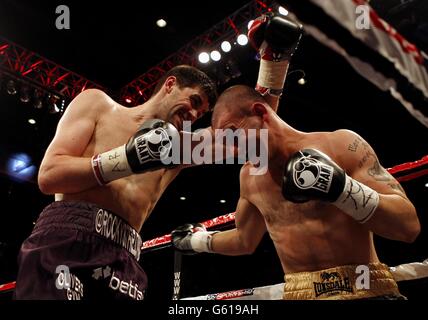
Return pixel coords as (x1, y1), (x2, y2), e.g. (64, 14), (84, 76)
(171, 223), (218, 254)
(248, 13), (303, 96)
(92, 119), (179, 185)
(283, 149), (379, 223)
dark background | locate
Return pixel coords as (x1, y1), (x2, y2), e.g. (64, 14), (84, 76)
(0, 0), (427, 300)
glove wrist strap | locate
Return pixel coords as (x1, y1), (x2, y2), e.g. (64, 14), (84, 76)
(333, 175), (379, 223)
(190, 231), (219, 253)
(91, 145), (132, 185)
(256, 59), (288, 96)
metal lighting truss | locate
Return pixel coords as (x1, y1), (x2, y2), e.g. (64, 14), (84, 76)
(0, 37), (106, 101)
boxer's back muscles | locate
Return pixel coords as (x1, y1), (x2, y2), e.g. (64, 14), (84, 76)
(39, 89), (180, 231)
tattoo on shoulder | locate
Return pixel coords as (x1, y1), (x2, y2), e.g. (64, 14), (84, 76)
(348, 137), (363, 152)
(388, 183), (405, 193)
(368, 160), (391, 181)
(358, 149), (375, 168)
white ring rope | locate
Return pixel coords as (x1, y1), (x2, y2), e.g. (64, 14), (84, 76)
(182, 259), (428, 300)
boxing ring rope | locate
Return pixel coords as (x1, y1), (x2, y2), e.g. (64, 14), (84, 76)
(142, 212), (237, 252)
(0, 281), (16, 294)
(0, 155), (427, 296)
(388, 155), (428, 182)
(182, 259), (428, 300)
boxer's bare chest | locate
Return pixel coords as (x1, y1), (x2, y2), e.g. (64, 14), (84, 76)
(241, 133), (340, 227)
(64, 106), (180, 229)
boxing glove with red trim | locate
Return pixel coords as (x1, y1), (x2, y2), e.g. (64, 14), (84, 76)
(91, 119), (179, 185)
(248, 13), (303, 96)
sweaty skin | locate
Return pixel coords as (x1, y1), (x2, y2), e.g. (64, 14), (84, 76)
(239, 131), (384, 273)
(209, 92), (419, 273)
(39, 85), (210, 231)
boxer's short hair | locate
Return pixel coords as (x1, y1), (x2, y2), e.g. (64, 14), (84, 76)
(152, 65), (218, 110)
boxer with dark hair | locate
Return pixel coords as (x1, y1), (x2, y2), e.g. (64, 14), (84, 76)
(15, 65), (217, 300)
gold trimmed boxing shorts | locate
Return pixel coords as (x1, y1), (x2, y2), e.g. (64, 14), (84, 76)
(283, 262), (402, 300)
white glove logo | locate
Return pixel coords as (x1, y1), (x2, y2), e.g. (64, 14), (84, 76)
(135, 128), (172, 164)
(293, 153), (333, 193)
(146, 128), (172, 159)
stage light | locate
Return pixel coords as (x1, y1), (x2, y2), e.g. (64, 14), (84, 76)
(198, 52), (210, 64)
(6, 80), (17, 95)
(210, 50), (221, 62)
(47, 94), (60, 114)
(237, 34), (248, 46)
(247, 20), (254, 30)
(6, 153), (36, 180)
(221, 41), (231, 53)
(156, 19), (167, 28)
(33, 89), (44, 109)
(20, 86), (31, 103)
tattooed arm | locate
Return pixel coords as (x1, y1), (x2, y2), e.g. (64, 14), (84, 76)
(333, 130), (420, 243)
